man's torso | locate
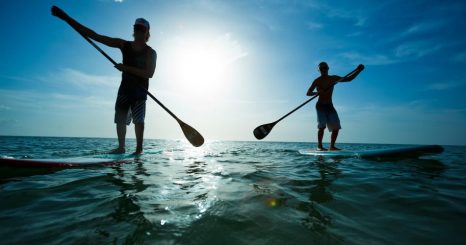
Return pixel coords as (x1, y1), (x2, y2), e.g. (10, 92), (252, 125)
(314, 75), (340, 104)
(119, 41), (156, 100)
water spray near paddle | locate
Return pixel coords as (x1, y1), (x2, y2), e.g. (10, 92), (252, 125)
(51, 6), (204, 147)
(253, 67), (361, 140)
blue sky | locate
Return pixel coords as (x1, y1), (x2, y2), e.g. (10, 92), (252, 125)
(0, 0), (465, 145)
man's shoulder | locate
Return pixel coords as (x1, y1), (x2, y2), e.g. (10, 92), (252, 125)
(119, 40), (131, 50)
(146, 45), (157, 56)
(146, 44), (155, 52)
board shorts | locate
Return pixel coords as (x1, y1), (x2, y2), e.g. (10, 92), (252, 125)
(316, 102), (341, 132)
(114, 94), (146, 125)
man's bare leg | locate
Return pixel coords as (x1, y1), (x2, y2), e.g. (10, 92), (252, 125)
(135, 123), (144, 154)
(110, 123), (126, 154)
(317, 128), (327, 151)
(329, 129), (341, 151)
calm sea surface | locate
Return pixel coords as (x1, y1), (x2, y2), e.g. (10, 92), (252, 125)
(0, 136), (465, 244)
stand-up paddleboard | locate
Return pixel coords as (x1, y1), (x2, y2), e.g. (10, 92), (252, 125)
(299, 145), (444, 158)
(0, 157), (131, 168)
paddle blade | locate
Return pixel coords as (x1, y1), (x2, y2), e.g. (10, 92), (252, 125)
(179, 121), (204, 147)
(253, 122), (276, 140)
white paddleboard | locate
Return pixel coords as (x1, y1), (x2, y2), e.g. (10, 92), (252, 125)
(0, 157), (131, 168)
(299, 145), (444, 158)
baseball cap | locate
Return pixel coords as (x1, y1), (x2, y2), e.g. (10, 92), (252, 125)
(134, 18), (150, 31)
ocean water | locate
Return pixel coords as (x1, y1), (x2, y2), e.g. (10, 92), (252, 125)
(0, 136), (465, 245)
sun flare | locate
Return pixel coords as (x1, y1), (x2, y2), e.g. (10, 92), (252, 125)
(167, 34), (247, 98)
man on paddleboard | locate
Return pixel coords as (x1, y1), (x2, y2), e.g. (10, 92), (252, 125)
(52, 7), (157, 154)
(306, 62), (364, 151)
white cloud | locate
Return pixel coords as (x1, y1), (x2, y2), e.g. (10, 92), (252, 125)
(425, 82), (463, 91)
(394, 41), (443, 58)
(223, 98), (289, 105)
(399, 20), (448, 39)
(306, 21), (323, 30)
(339, 52), (396, 65)
(454, 52), (466, 62)
(97, 0), (124, 3)
(324, 6), (367, 27)
(214, 33), (249, 64)
(0, 89), (117, 138)
(38, 68), (119, 89)
(0, 105), (11, 111)
(340, 102), (466, 145)
(0, 119), (20, 129)
(347, 31), (363, 37)
(340, 39), (446, 66)
(0, 89), (113, 111)
(0, 75), (34, 83)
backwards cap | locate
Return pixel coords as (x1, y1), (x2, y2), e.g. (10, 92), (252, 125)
(134, 18), (150, 31)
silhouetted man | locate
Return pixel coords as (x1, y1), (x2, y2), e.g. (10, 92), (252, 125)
(307, 62), (364, 151)
(52, 6), (157, 154)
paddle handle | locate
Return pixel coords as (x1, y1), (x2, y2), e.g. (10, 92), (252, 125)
(275, 67), (360, 123)
(71, 26), (181, 121)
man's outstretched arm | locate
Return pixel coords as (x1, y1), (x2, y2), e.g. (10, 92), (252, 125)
(51, 6), (125, 49)
(340, 64), (365, 82)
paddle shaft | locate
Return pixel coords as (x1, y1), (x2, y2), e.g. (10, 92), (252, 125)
(274, 68), (360, 124)
(72, 26), (181, 121)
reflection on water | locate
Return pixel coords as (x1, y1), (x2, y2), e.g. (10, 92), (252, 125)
(301, 157), (341, 232)
(0, 138), (465, 244)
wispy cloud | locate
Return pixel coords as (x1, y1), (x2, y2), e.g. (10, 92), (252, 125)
(425, 81), (463, 91)
(385, 19), (450, 44)
(306, 21), (323, 30)
(351, 6), (459, 66)
(404, 21), (446, 35)
(309, 1), (369, 27)
(340, 102), (466, 145)
(0, 89), (49, 111)
(340, 39), (446, 66)
(454, 52), (466, 62)
(339, 52), (396, 65)
(97, 0), (124, 3)
(394, 41), (443, 58)
(0, 105), (12, 111)
(0, 75), (34, 83)
(0, 119), (20, 128)
(223, 98), (289, 105)
(37, 68), (119, 89)
(0, 89), (113, 111)
(214, 33), (249, 64)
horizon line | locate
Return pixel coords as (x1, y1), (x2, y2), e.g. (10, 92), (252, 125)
(0, 135), (461, 147)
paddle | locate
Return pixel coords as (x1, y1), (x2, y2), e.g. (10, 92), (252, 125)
(253, 67), (361, 140)
(52, 7), (204, 147)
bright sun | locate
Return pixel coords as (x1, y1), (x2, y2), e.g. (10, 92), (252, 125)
(167, 34), (246, 99)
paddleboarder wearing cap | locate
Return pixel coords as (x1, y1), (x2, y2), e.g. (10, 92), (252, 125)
(52, 6), (157, 154)
(306, 62), (364, 151)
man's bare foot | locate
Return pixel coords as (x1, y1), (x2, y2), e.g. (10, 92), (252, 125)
(134, 147), (143, 155)
(329, 146), (341, 151)
(317, 146), (328, 151)
(109, 147), (125, 154)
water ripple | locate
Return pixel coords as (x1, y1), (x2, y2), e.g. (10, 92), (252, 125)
(0, 137), (465, 244)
